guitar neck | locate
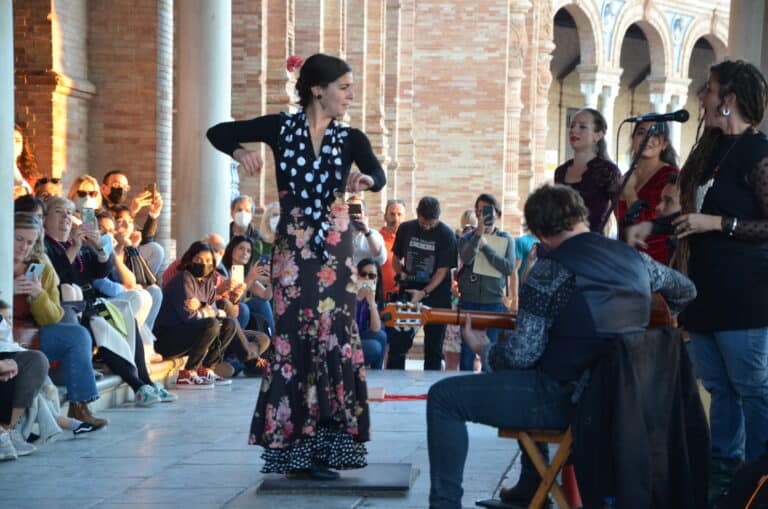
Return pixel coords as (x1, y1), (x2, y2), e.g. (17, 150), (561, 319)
(424, 308), (516, 330)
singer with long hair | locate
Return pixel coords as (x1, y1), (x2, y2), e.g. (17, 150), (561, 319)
(207, 53), (385, 480)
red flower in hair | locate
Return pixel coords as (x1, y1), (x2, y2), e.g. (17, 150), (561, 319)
(286, 55), (303, 73)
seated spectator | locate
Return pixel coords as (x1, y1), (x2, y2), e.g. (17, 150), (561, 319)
(100, 170), (165, 276)
(624, 173), (682, 264)
(67, 175), (102, 216)
(154, 241), (238, 388)
(347, 195), (387, 266)
(221, 236), (273, 336)
(229, 195), (263, 251)
(426, 184), (696, 508)
(163, 232), (228, 288)
(12, 211), (106, 429)
(258, 201), (281, 257)
(0, 300), (48, 460)
(33, 177), (63, 202)
(43, 198), (164, 407)
(14, 194), (45, 219)
(355, 258), (387, 369)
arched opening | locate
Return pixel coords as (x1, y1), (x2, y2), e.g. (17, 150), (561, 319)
(614, 23), (652, 170)
(546, 8), (585, 170)
(679, 37), (718, 160)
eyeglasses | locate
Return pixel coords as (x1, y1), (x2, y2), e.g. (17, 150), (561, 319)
(358, 272), (378, 280)
(76, 190), (99, 198)
(37, 178), (61, 185)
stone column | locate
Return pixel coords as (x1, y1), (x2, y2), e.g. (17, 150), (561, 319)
(323, 0), (345, 56)
(384, 0), (401, 177)
(155, 0), (174, 258)
(667, 94), (686, 155)
(579, 83), (599, 109)
(345, 0), (367, 129)
(295, 0), (323, 58)
(0, 1), (14, 304)
(175, 0), (232, 252)
(363, 0), (389, 167)
(577, 65), (622, 158)
(599, 82), (619, 159)
(648, 76), (690, 161)
(501, 0), (531, 232)
(728, 0), (766, 66)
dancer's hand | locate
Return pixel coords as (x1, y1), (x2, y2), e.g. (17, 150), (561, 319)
(346, 170), (374, 192)
(233, 148), (263, 176)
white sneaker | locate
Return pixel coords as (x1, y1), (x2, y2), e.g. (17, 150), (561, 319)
(199, 367), (231, 386)
(135, 384), (162, 406)
(9, 429), (36, 456)
(152, 382), (179, 402)
(0, 430), (18, 461)
(174, 370), (214, 389)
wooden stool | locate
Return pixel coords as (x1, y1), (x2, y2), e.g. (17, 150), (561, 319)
(497, 427), (573, 509)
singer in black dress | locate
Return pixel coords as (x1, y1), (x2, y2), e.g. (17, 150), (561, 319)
(207, 54), (385, 476)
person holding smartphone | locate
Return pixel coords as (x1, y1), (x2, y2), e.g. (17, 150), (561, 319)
(347, 196), (386, 266)
(355, 258), (387, 369)
(457, 193), (516, 371)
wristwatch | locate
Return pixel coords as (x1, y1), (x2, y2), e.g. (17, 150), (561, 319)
(422, 289), (430, 299)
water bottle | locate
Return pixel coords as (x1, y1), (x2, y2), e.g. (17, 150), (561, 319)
(603, 496), (617, 509)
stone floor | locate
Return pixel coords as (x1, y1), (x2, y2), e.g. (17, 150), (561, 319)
(0, 364), (523, 509)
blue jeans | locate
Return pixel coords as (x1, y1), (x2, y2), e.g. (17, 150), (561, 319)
(360, 329), (387, 369)
(689, 328), (768, 462)
(236, 302), (250, 330)
(38, 322), (99, 403)
(246, 297), (274, 336)
(427, 370), (572, 509)
(458, 301), (507, 371)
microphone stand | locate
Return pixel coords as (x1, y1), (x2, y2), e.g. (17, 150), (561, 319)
(599, 123), (658, 238)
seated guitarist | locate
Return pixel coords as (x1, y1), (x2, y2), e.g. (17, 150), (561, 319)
(426, 184), (696, 509)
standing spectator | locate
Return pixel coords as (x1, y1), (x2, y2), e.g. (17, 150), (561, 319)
(671, 60), (768, 501)
(100, 170), (165, 276)
(229, 196), (264, 254)
(457, 194), (516, 371)
(347, 195), (386, 265)
(33, 178), (63, 202)
(554, 108), (621, 233)
(154, 241), (237, 388)
(387, 196), (457, 370)
(355, 258), (387, 369)
(379, 199), (407, 300)
(13, 124), (39, 199)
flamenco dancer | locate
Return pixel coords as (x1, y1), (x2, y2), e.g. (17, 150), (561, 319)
(207, 53), (385, 480)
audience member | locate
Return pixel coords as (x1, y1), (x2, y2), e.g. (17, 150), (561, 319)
(387, 196), (457, 370)
(257, 201), (281, 256)
(624, 172), (681, 263)
(67, 175), (102, 215)
(12, 211), (106, 428)
(380, 199), (407, 300)
(0, 300), (48, 460)
(33, 178), (63, 201)
(100, 170), (165, 276)
(229, 196), (263, 251)
(617, 119), (679, 263)
(426, 184), (696, 508)
(457, 193), (516, 371)
(355, 258), (387, 369)
(154, 241), (237, 388)
(13, 124), (39, 199)
(347, 196), (387, 266)
(554, 108), (621, 233)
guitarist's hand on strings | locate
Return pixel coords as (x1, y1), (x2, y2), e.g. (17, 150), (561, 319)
(405, 288), (427, 304)
(462, 314), (489, 355)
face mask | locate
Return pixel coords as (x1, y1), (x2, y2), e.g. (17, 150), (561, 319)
(0, 316), (11, 344)
(188, 262), (213, 278)
(108, 187), (127, 205)
(77, 196), (100, 212)
(234, 211), (252, 228)
(270, 216), (280, 231)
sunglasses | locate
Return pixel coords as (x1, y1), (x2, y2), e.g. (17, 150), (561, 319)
(76, 190), (99, 198)
(358, 271), (378, 280)
(37, 178), (61, 185)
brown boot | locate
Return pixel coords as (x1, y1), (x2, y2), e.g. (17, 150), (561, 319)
(67, 402), (109, 428)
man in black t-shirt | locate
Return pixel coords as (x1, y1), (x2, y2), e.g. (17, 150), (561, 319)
(387, 196), (457, 370)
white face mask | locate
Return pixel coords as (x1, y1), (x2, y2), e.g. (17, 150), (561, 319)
(269, 216), (280, 231)
(234, 211), (252, 228)
(77, 196), (100, 212)
(0, 316), (11, 344)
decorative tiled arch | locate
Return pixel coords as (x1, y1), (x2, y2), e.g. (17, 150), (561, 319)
(678, 16), (728, 79)
(607, 1), (673, 78)
(552, 0), (603, 67)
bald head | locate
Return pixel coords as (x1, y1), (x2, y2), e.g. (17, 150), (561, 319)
(202, 233), (226, 256)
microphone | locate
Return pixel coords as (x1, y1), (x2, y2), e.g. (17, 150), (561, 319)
(625, 109), (690, 123)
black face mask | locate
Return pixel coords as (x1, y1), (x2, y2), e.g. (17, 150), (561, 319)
(108, 187), (127, 205)
(188, 262), (213, 278)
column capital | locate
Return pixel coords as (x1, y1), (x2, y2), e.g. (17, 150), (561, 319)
(510, 0), (532, 14)
(576, 64), (622, 89)
(646, 76), (691, 98)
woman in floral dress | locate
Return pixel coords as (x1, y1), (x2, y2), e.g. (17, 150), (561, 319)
(207, 53), (385, 479)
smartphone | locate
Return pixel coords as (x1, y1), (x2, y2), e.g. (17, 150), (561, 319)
(482, 204), (495, 226)
(81, 207), (97, 232)
(145, 182), (158, 201)
(25, 263), (44, 281)
(101, 233), (114, 257)
(259, 254), (271, 266)
(348, 202), (362, 215)
(231, 264), (245, 285)
(358, 279), (376, 292)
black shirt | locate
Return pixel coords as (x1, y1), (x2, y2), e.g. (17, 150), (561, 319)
(391, 220), (457, 300)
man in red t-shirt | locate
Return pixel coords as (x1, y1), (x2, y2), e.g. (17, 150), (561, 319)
(379, 199), (406, 300)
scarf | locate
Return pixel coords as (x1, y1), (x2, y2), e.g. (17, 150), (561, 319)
(278, 110), (349, 261)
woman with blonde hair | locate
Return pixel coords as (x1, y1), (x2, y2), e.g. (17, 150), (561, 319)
(67, 175), (102, 214)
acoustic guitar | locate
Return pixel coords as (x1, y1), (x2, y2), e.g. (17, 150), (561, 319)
(381, 293), (673, 330)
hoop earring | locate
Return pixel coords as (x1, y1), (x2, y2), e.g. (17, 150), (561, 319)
(721, 107), (730, 117)
(316, 94), (322, 100)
